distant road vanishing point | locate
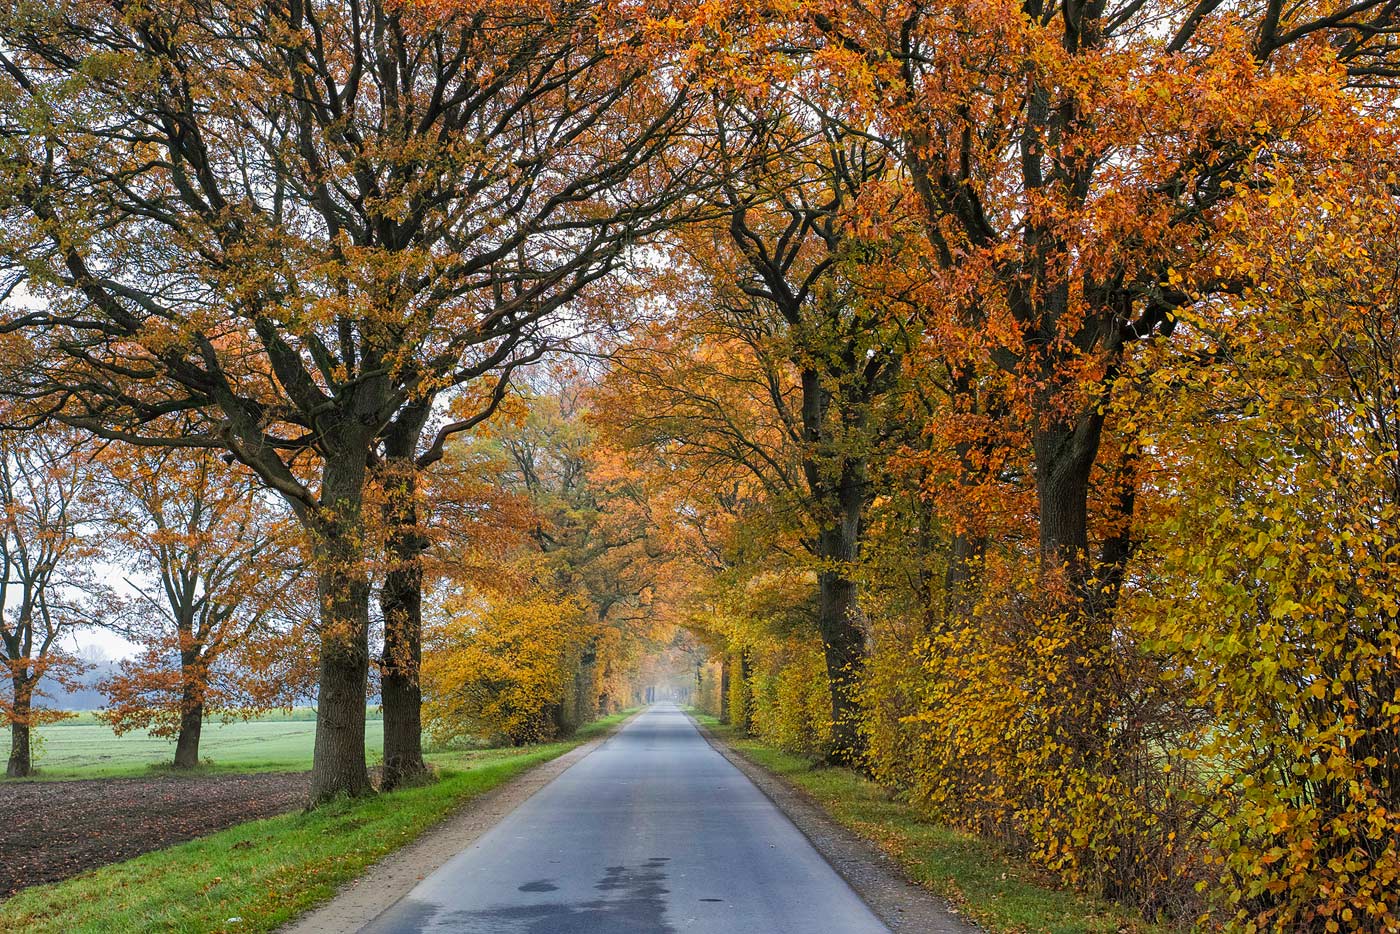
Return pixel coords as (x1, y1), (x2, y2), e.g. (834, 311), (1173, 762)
(362, 703), (890, 933)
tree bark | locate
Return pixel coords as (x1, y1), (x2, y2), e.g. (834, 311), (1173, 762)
(1032, 406), (1119, 762)
(173, 631), (204, 768)
(173, 700), (204, 769)
(1032, 409), (1104, 592)
(7, 676), (32, 778)
(815, 466), (868, 767)
(738, 650), (753, 733)
(379, 466), (427, 791)
(818, 560), (865, 765)
(309, 453), (374, 803)
(379, 559), (425, 789)
(377, 406), (433, 791)
(799, 368), (872, 768)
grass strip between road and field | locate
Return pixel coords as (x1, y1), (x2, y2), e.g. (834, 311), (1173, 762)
(0, 711), (633, 934)
(693, 714), (1168, 934)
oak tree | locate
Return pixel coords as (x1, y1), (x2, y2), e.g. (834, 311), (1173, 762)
(0, 0), (706, 799)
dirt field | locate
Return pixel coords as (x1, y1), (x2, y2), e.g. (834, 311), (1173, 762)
(1, 771), (309, 897)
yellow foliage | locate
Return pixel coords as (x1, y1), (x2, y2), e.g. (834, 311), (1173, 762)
(422, 591), (587, 746)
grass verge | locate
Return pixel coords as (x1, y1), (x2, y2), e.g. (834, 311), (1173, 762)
(693, 714), (1168, 934)
(0, 711), (633, 934)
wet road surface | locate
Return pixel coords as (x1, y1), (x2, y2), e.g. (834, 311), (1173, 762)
(361, 703), (889, 933)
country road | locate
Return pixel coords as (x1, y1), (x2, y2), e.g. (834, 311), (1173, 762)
(362, 704), (890, 933)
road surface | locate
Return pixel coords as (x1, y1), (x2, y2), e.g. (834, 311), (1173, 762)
(362, 703), (890, 933)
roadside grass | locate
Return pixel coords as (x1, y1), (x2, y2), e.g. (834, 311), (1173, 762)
(0, 712), (632, 934)
(693, 714), (1169, 934)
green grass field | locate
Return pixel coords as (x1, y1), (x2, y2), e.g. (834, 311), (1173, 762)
(17, 710), (387, 780)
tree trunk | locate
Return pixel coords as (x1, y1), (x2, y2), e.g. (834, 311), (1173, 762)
(815, 468), (868, 767)
(799, 367), (872, 768)
(943, 531), (986, 621)
(173, 635), (204, 769)
(818, 558), (865, 766)
(377, 407), (433, 791)
(719, 654), (731, 724)
(573, 640), (597, 728)
(7, 676), (32, 778)
(1032, 409), (1103, 592)
(380, 565), (424, 789)
(1032, 407), (1117, 761)
(379, 464), (427, 791)
(738, 650), (753, 733)
(173, 700), (204, 769)
(309, 454), (374, 803)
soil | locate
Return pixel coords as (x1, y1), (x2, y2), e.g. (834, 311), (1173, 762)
(0, 771), (309, 898)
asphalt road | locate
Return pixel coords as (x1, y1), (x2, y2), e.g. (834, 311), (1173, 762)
(362, 703), (890, 934)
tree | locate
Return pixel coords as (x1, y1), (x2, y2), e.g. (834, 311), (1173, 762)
(601, 98), (913, 762)
(423, 583), (586, 747)
(0, 422), (105, 777)
(780, 0), (1400, 646)
(419, 377), (679, 745)
(483, 376), (685, 728)
(95, 444), (309, 769)
(0, 0), (707, 799)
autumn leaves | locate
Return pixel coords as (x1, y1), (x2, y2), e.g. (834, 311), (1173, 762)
(0, 1), (705, 799)
(1, 0), (1399, 930)
(603, 1), (1400, 930)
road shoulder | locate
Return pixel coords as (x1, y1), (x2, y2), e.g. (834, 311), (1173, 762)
(688, 712), (980, 934)
(280, 713), (637, 934)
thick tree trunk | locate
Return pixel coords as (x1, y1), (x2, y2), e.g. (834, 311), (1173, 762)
(1032, 407), (1119, 761)
(818, 559), (865, 765)
(309, 455), (374, 803)
(7, 676), (32, 778)
(378, 408), (433, 791)
(379, 464), (427, 790)
(573, 640), (597, 728)
(799, 368), (872, 768)
(815, 471), (868, 767)
(1032, 410), (1103, 593)
(173, 700), (204, 769)
(379, 561), (425, 788)
(173, 638), (204, 768)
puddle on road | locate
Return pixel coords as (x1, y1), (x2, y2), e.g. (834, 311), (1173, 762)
(421, 858), (677, 934)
